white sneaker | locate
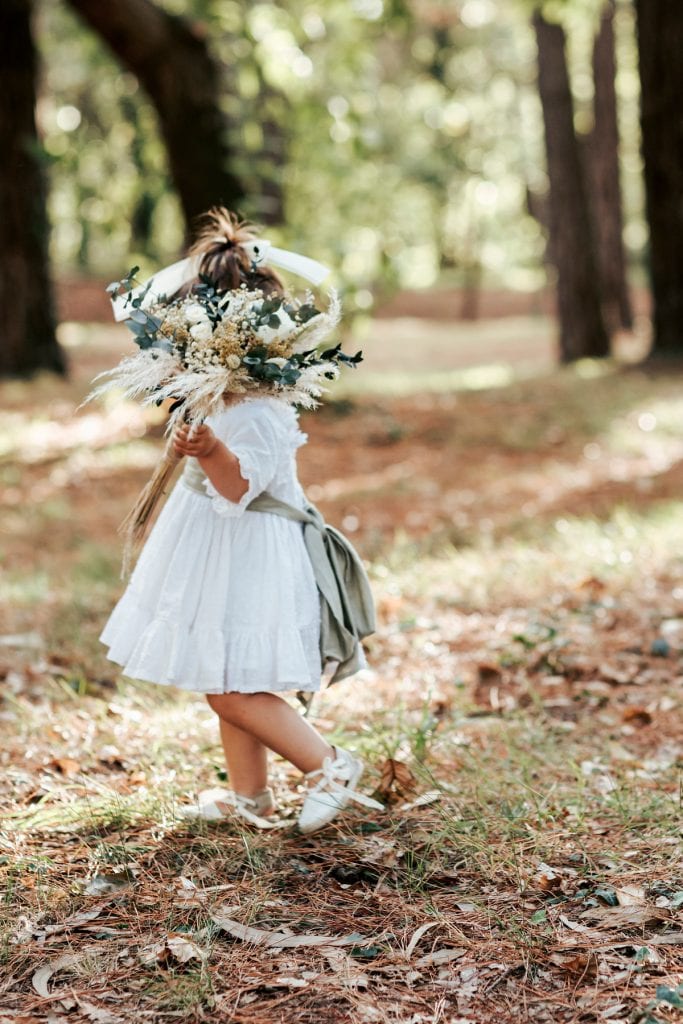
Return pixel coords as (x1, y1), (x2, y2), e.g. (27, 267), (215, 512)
(179, 787), (285, 830)
(297, 747), (384, 834)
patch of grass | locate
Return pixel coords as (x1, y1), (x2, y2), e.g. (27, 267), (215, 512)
(0, 568), (51, 605)
(381, 500), (683, 608)
(143, 966), (216, 1014)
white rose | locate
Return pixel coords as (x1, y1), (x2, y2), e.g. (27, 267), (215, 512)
(189, 321), (213, 342)
(256, 309), (298, 345)
(185, 303), (208, 324)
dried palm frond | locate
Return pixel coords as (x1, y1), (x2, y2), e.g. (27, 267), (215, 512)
(118, 434), (182, 578)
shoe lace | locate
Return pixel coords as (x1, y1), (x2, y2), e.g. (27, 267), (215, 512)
(307, 755), (384, 811)
(186, 789), (284, 829)
(220, 792), (287, 829)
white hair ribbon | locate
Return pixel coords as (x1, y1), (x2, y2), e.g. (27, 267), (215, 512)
(242, 240), (331, 286)
(111, 241), (330, 322)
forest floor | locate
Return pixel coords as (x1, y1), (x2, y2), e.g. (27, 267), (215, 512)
(1, 318), (682, 1024)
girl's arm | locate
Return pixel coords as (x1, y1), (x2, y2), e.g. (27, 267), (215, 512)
(173, 423), (248, 503)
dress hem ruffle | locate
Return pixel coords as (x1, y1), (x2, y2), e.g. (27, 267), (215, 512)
(100, 649), (322, 696)
(100, 593), (322, 695)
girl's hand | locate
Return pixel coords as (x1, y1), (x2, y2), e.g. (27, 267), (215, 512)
(172, 423), (219, 459)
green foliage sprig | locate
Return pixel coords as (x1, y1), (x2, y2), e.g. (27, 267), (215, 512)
(101, 270), (358, 409)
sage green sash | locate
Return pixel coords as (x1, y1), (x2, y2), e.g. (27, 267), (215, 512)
(181, 459), (375, 684)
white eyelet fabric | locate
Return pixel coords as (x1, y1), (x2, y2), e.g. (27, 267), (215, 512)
(100, 397), (322, 694)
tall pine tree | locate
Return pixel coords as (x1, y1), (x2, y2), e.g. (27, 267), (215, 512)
(0, 0), (65, 377)
(634, 0), (683, 355)
(533, 9), (609, 361)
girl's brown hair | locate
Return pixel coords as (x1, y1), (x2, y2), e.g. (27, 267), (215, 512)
(186, 207), (284, 297)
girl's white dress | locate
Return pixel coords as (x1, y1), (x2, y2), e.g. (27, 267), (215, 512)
(100, 397), (322, 694)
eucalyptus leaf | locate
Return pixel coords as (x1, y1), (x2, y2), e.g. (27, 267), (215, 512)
(654, 985), (683, 1009)
(152, 339), (173, 354)
(296, 304), (320, 323)
(594, 887), (619, 907)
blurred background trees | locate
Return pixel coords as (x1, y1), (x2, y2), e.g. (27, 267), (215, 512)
(634, 0), (683, 356)
(0, 0), (677, 375)
(0, 0), (64, 376)
(65, 0), (246, 228)
(533, 7), (609, 362)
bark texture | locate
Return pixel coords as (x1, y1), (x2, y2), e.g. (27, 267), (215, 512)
(65, 0), (245, 231)
(634, 0), (683, 354)
(587, 0), (632, 332)
(0, 0), (65, 377)
(533, 10), (609, 362)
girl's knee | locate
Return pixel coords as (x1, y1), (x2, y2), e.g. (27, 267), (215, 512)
(206, 691), (258, 724)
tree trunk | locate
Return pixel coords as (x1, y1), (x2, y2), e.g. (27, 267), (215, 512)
(587, 0), (633, 333)
(65, 0), (245, 232)
(634, 0), (683, 355)
(0, 0), (65, 378)
(533, 10), (609, 362)
(258, 110), (286, 225)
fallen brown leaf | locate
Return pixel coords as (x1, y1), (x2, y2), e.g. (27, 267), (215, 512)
(580, 904), (672, 929)
(32, 953), (81, 997)
(83, 872), (135, 896)
(415, 947), (467, 968)
(473, 662), (504, 709)
(211, 910), (363, 949)
(549, 951), (598, 981)
(49, 757), (81, 776)
(32, 906), (106, 940)
(376, 758), (417, 801)
(77, 999), (124, 1024)
(152, 933), (206, 966)
(614, 885), (647, 906)
(535, 862), (562, 893)
(397, 790), (441, 813)
(621, 706), (653, 726)
(323, 947), (370, 989)
(404, 920), (439, 958)
(576, 576), (607, 596)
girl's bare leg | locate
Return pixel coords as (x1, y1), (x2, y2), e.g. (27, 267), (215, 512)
(217, 717), (269, 799)
(207, 692), (334, 775)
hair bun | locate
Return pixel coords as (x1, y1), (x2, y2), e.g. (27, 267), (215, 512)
(210, 234), (235, 251)
(193, 207), (257, 251)
(187, 206), (282, 297)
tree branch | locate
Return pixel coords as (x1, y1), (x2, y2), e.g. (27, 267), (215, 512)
(65, 0), (245, 231)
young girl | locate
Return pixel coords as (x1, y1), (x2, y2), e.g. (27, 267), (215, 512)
(99, 209), (381, 833)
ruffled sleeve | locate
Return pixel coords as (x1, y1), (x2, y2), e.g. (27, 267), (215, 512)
(203, 399), (295, 518)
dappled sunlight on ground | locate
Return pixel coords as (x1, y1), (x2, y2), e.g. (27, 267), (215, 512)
(0, 405), (153, 462)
